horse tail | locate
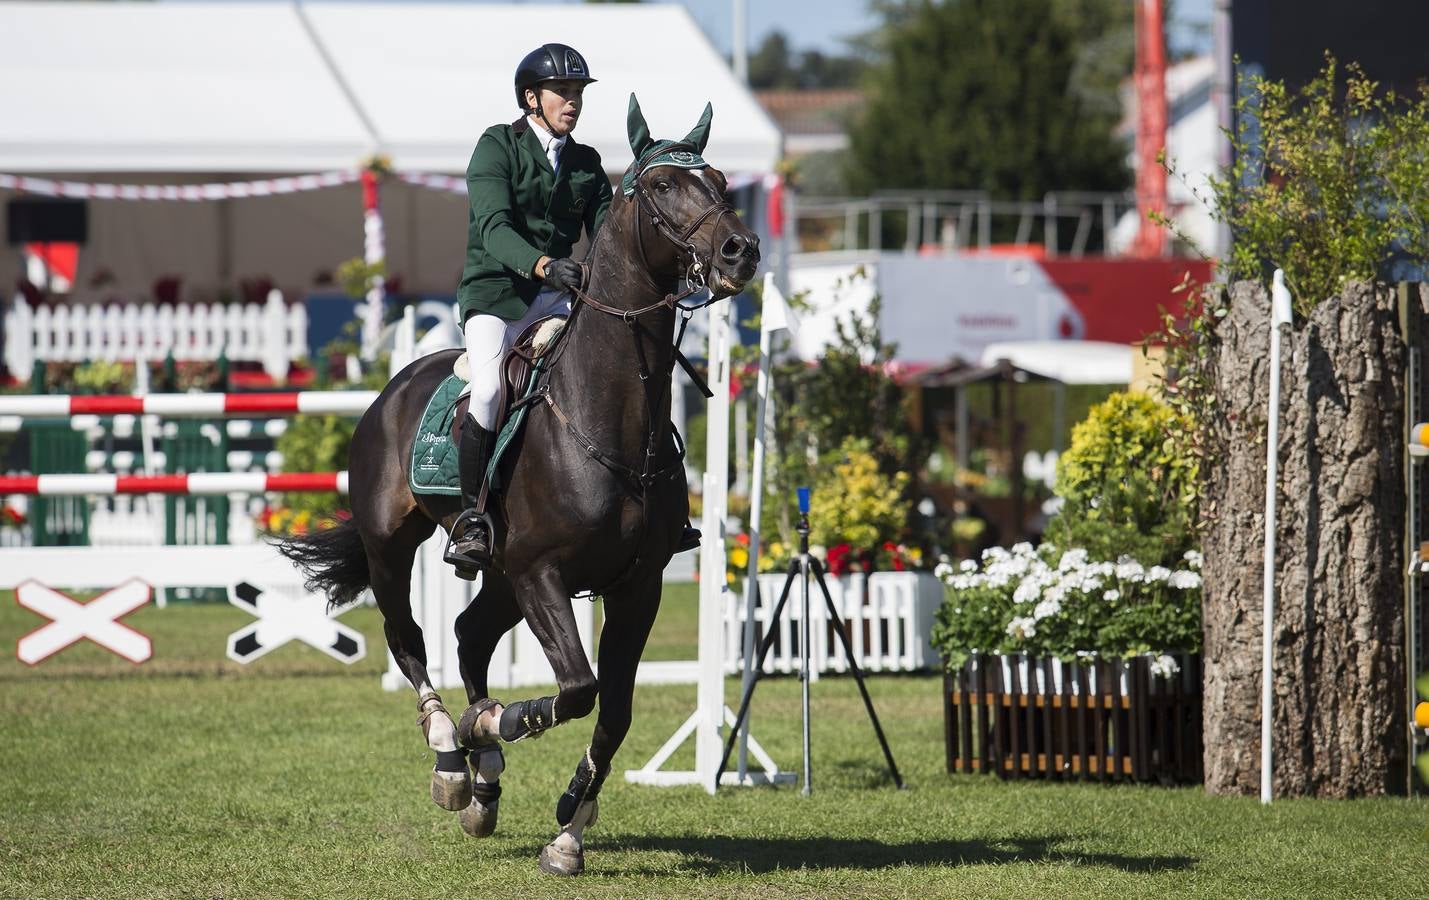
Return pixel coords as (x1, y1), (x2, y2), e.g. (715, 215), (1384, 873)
(275, 517), (370, 610)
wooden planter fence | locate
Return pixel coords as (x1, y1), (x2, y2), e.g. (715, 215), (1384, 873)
(943, 652), (1203, 784)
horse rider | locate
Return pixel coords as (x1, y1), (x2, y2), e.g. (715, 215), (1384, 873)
(446, 43), (700, 572)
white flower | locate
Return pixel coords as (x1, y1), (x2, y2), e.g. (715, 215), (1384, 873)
(1115, 560), (1146, 582)
(1033, 597), (1062, 621)
(1006, 616), (1037, 640)
(1057, 548), (1089, 572)
(959, 559), (978, 573)
(1103, 589), (1121, 602)
(934, 561), (954, 580)
(1013, 579), (1042, 605)
(1168, 570), (1202, 590)
(1011, 542), (1035, 557)
(1149, 654), (1180, 679)
(1146, 566), (1172, 583)
(1183, 549), (1203, 570)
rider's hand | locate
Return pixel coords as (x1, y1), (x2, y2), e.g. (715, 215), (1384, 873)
(541, 257), (584, 292)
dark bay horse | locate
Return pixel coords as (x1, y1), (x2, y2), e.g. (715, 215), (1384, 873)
(278, 96), (759, 875)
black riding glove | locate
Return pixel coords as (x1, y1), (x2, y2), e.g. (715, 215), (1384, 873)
(541, 257), (584, 293)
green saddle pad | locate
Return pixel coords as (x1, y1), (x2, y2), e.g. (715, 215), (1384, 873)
(409, 374), (466, 496)
(409, 362), (550, 497)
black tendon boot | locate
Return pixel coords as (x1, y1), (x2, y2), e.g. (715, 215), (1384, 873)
(445, 413), (495, 575)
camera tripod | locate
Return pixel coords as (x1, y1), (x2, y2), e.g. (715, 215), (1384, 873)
(715, 488), (903, 794)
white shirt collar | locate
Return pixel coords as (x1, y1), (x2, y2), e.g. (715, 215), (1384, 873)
(526, 116), (567, 171)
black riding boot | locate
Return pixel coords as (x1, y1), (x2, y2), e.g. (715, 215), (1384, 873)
(668, 422), (701, 553)
(446, 414), (494, 574)
(677, 522), (701, 553)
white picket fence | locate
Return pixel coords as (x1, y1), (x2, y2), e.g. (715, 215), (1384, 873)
(733, 571), (944, 678)
(3, 290), (307, 380)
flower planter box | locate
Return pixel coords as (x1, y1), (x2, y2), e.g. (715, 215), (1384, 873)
(943, 652), (1203, 784)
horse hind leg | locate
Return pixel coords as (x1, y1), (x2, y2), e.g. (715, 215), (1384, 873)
(451, 572), (523, 838)
(365, 519), (471, 813)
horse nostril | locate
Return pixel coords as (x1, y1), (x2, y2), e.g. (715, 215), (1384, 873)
(720, 234), (747, 261)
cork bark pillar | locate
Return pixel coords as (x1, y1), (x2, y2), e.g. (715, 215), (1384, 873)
(1202, 280), (1413, 797)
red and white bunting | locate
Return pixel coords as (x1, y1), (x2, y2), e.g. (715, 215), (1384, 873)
(16, 579), (153, 665)
(0, 171), (361, 201)
(0, 472), (349, 496)
(0, 391), (377, 420)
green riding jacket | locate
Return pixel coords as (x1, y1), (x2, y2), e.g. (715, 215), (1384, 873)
(457, 117), (614, 322)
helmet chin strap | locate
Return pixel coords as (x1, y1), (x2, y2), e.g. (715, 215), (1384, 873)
(527, 87), (564, 143)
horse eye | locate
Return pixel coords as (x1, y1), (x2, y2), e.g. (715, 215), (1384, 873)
(655, 181), (670, 193)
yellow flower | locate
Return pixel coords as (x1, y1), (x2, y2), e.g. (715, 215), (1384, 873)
(729, 546), (749, 569)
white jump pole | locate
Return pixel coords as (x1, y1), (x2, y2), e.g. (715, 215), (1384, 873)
(1262, 268), (1293, 805)
(738, 273), (791, 778)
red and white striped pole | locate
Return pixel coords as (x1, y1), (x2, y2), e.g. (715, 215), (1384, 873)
(0, 391), (376, 420)
(360, 167), (386, 362)
(0, 472), (349, 496)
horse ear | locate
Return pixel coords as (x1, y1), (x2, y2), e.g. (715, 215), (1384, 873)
(682, 102), (713, 153)
(627, 94), (654, 157)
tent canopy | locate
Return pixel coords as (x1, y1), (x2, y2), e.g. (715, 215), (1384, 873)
(978, 340), (1134, 385)
(0, 2), (782, 175)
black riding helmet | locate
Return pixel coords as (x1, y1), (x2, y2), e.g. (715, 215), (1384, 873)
(513, 43), (597, 112)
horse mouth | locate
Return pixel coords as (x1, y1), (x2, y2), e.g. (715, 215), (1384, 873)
(710, 270), (747, 299)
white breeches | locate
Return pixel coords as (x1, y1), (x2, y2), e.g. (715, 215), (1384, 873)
(463, 288), (572, 431)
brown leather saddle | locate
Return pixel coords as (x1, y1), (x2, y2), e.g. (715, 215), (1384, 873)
(448, 314), (569, 448)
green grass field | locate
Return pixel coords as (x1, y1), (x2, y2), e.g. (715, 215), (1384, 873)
(1, 588), (1423, 898)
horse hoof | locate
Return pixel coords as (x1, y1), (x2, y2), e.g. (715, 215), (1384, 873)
(431, 769), (472, 812)
(458, 798), (499, 838)
(539, 843), (584, 876)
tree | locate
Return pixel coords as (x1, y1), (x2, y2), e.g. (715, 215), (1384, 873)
(748, 31), (797, 89)
(846, 0), (1128, 199)
(748, 30), (866, 90)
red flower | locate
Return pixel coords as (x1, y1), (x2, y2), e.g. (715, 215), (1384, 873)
(827, 543), (851, 577)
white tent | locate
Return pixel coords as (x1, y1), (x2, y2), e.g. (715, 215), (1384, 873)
(0, 2), (781, 297)
(0, 2), (781, 174)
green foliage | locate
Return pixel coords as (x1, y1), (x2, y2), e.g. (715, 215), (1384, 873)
(764, 271), (919, 549)
(847, 0), (1128, 198)
(1044, 391), (1196, 569)
(1191, 56), (1429, 309)
(809, 437), (911, 550)
(335, 256), (386, 301)
(274, 414), (353, 518)
(72, 360), (130, 394)
(931, 544), (1203, 669)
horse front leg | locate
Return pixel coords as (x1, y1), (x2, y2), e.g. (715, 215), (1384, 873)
(540, 571), (662, 877)
(463, 564), (599, 748)
(451, 571), (524, 839)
